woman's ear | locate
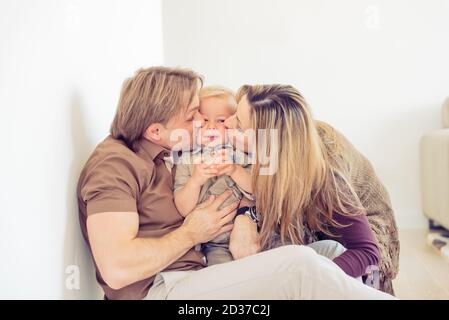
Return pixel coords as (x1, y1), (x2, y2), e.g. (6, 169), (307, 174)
(143, 123), (164, 143)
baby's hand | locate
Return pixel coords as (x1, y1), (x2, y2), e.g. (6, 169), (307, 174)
(213, 149), (238, 176)
(215, 163), (238, 176)
(191, 163), (219, 186)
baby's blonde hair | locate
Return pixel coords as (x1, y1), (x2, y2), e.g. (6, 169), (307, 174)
(199, 85), (237, 110)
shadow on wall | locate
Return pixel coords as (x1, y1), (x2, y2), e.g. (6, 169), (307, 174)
(62, 93), (102, 299)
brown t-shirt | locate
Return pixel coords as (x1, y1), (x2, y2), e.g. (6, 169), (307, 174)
(77, 136), (206, 300)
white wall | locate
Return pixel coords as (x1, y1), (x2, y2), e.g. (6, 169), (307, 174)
(0, 0), (163, 299)
(162, 0), (449, 229)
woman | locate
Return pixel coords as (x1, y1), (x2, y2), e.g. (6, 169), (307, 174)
(226, 84), (400, 294)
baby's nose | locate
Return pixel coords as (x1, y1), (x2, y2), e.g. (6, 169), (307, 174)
(206, 121), (217, 129)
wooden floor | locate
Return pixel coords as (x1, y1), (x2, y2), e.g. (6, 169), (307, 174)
(393, 229), (449, 299)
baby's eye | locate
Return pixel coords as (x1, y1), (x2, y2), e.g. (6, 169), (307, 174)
(218, 119), (225, 123)
(204, 118), (209, 122)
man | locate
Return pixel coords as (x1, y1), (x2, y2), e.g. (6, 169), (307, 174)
(77, 66), (394, 300)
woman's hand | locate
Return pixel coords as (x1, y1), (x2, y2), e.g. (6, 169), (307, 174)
(229, 214), (261, 260)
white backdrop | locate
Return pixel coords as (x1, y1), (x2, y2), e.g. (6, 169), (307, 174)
(162, 0), (449, 229)
(0, 0), (163, 299)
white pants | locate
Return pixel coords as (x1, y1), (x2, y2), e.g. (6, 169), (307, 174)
(144, 244), (395, 300)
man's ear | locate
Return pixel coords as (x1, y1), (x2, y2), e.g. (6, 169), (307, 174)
(143, 123), (164, 143)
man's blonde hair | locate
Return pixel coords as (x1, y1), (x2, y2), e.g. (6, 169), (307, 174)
(199, 85), (237, 109)
(111, 66), (203, 151)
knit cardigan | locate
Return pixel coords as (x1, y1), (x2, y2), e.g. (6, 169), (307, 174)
(314, 121), (400, 295)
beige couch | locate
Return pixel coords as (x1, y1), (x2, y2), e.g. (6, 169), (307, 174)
(420, 97), (449, 230)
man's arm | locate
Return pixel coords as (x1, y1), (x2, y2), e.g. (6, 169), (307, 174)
(87, 191), (237, 290)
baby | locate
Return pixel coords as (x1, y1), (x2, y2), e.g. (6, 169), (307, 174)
(174, 86), (253, 266)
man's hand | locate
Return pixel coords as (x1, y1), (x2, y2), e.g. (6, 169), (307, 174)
(229, 214), (261, 260)
(181, 190), (238, 245)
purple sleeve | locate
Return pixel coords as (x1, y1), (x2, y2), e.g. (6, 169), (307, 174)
(324, 212), (380, 278)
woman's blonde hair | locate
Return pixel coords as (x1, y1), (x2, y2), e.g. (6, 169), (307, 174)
(111, 66), (202, 151)
(236, 84), (365, 249)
